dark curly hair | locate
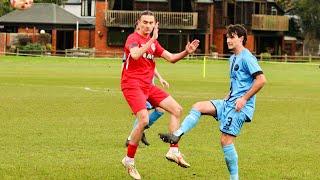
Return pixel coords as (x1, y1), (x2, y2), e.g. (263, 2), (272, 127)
(227, 24), (247, 46)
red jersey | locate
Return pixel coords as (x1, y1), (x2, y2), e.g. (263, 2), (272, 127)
(121, 32), (165, 89)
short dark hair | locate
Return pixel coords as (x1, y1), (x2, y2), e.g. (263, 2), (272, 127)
(138, 10), (156, 21)
(227, 24), (247, 46)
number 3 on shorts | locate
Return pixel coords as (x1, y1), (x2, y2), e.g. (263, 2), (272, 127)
(223, 117), (233, 130)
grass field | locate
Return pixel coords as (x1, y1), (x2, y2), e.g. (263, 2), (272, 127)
(0, 56), (319, 179)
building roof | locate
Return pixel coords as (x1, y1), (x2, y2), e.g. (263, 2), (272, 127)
(214, 0), (276, 2)
(0, 3), (92, 25)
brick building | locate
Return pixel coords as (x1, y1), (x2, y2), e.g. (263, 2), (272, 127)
(0, 0), (290, 56)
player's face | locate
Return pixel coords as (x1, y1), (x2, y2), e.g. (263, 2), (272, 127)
(138, 15), (155, 35)
(226, 33), (243, 50)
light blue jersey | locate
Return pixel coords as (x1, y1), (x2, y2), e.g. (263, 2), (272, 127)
(227, 48), (262, 121)
(209, 48), (262, 136)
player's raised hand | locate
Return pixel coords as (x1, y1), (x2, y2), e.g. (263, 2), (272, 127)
(152, 22), (159, 40)
(185, 39), (200, 54)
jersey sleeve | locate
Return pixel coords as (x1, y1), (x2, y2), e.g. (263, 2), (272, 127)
(125, 34), (139, 51)
(154, 41), (165, 57)
(244, 55), (263, 77)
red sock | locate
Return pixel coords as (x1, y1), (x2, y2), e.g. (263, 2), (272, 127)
(170, 143), (179, 147)
(127, 142), (138, 158)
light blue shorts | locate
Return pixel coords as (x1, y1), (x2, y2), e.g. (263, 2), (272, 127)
(146, 101), (154, 110)
(210, 99), (249, 136)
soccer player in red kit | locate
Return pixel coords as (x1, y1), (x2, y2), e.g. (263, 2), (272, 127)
(121, 10), (199, 179)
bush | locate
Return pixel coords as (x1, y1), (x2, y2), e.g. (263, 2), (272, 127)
(45, 43), (52, 51)
(260, 52), (272, 61)
(17, 34), (32, 46)
(38, 33), (51, 45)
(19, 43), (45, 54)
(210, 44), (217, 52)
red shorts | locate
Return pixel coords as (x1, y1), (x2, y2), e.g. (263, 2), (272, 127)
(122, 85), (169, 114)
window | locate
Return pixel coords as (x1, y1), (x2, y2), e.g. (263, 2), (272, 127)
(254, 2), (266, 14)
(271, 6), (278, 15)
(113, 0), (133, 10)
(107, 28), (134, 46)
(81, 0), (95, 17)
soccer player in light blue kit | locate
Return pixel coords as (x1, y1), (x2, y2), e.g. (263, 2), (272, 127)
(159, 24), (266, 180)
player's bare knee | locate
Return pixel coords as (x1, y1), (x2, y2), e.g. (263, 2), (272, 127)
(192, 102), (202, 111)
(140, 119), (149, 127)
(220, 134), (234, 146)
(137, 112), (149, 127)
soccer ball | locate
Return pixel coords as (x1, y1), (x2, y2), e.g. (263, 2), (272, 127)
(10, 0), (33, 10)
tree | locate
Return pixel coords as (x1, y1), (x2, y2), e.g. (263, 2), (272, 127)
(294, 0), (320, 39)
(293, 0), (320, 55)
(286, 15), (303, 39)
(0, 0), (13, 17)
(276, 0), (294, 12)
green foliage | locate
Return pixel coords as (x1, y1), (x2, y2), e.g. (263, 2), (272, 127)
(260, 52), (272, 61)
(0, 0), (13, 16)
(0, 56), (319, 179)
(38, 33), (51, 45)
(287, 16), (303, 39)
(17, 34), (32, 46)
(19, 43), (45, 54)
(210, 44), (217, 52)
(276, 0), (294, 12)
(45, 43), (52, 50)
(294, 0), (320, 39)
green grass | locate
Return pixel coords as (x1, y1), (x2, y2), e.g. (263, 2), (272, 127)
(0, 56), (319, 179)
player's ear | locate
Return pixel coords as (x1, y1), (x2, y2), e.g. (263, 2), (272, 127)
(239, 36), (244, 43)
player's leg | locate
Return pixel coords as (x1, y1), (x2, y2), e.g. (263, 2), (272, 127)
(126, 103), (164, 146)
(157, 95), (191, 168)
(148, 107), (165, 127)
(175, 101), (216, 136)
(140, 106), (165, 146)
(130, 103), (164, 129)
(126, 102), (151, 146)
(121, 88), (149, 179)
(122, 109), (148, 180)
(130, 109), (149, 145)
(148, 86), (190, 168)
(220, 110), (247, 180)
(159, 100), (221, 144)
(221, 134), (238, 180)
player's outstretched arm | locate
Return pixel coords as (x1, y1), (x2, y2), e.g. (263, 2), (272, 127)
(161, 39), (200, 63)
(154, 68), (169, 88)
(235, 74), (267, 111)
(130, 22), (159, 60)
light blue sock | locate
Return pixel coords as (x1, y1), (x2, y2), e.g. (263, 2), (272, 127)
(148, 109), (164, 127)
(132, 109), (164, 129)
(173, 108), (201, 137)
(223, 144), (239, 180)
